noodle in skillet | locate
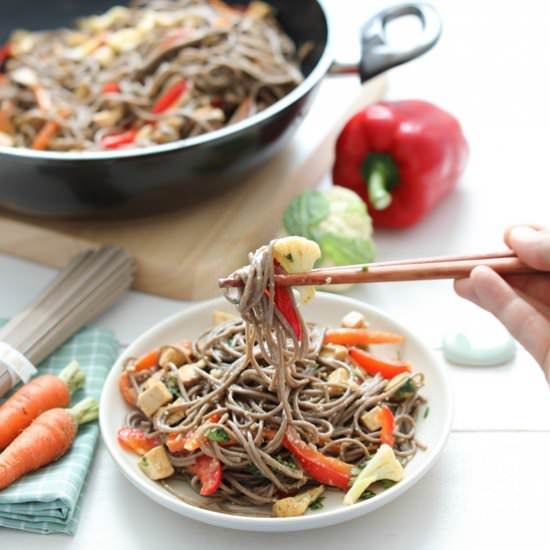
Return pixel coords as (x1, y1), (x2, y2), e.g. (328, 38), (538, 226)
(119, 239), (426, 515)
(0, 0), (304, 151)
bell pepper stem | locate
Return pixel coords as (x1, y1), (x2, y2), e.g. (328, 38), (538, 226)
(367, 165), (392, 210)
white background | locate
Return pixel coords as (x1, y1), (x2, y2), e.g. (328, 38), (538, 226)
(2, 0), (550, 548)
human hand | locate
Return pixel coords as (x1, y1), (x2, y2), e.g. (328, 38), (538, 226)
(454, 225), (550, 383)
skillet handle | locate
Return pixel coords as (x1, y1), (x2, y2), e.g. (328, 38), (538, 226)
(330, 3), (442, 82)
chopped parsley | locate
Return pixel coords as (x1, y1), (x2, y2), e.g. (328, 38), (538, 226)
(379, 479), (396, 489)
(424, 406), (430, 418)
(362, 265), (369, 272)
(206, 427), (230, 443)
(359, 490), (376, 501)
(276, 455), (297, 470)
(309, 496), (325, 511)
(247, 463), (264, 478)
(391, 378), (417, 401)
(285, 253), (294, 262)
(166, 376), (180, 398)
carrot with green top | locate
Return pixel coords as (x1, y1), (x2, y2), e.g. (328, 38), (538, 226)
(0, 361), (86, 450)
(0, 397), (99, 490)
(324, 328), (404, 346)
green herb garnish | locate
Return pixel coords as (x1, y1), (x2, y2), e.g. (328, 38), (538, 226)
(309, 496), (325, 511)
(276, 456), (298, 470)
(362, 265), (369, 272)
(246, 463), (264, 478)
(391, 378), (417, 402)
(424, 406), (430, 418)
(359, 490), (376, 500)
(206, 427), (230, 443)
(285, 253), (294, 262)
(166, 376), (180, 398)
(379, 479), (396, 489)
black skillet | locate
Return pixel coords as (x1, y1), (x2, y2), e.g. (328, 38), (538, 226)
(0, 1), (441, 217)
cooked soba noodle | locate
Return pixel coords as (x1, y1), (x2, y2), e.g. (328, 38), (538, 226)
(0, 0), (305, 151)
(121, 240), (426, 515)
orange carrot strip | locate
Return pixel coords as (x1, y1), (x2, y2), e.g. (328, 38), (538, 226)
(324, 329), (404, 346)
(0, 109), (14, 135)
(31, 120), (60, 150)
(132, 349), (160, 372)
(118, 349), (160, 406)
(0, 398), (98, 490)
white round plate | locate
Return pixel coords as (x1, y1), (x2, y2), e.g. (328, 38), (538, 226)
(100, 293), (452, 532)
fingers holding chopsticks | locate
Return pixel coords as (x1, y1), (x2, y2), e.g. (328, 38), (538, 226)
(504, 225), (550, 271)
(455, 224), (550, 383)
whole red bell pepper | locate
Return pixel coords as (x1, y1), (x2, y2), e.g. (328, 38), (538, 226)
(332, 100), (468, 228)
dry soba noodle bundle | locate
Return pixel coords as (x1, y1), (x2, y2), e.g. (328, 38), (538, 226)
(117, 237), (427, 516)
(0, 0), (305, 151)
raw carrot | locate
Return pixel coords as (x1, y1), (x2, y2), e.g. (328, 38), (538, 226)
(0, 397), (98, 490)
(0, 361), (85, 450)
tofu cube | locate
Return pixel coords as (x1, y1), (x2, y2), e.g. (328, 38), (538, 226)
(360, 405), (383, 431)
(139, 445), (175, 480)
(213, 310), (237, 325)
(341, 311), (367, 329)
(137, 380), (173, 417)
(143, 370), (164, 391)
(327, 367), (350, 396)
(273, 486), (325, 517)
(320, 344), (349, 361)
(178, 359), (205, 387)
(158, 345), (190, 368)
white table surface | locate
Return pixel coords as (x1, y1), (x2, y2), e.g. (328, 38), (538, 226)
(2, 0), (550, 548)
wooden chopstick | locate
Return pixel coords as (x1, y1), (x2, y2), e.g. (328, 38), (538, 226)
(218, 251), (539, 288)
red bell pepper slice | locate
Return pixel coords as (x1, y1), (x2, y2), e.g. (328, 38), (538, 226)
(378, 405), (395, 447)
(187, 455), (222, 496)
(151, 80), (188, 115)
(283, 426), (352, 491)
(101, 128), (138, 149)
(272, 261), (302, 340)
(0, 44), (11, 69)
(102, 82), (120, 94)
(117, 427), (162, 456)
(324, 328), (404, 346)
(350, 347), (411, 379)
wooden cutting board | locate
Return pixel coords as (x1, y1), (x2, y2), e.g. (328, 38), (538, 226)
(0, 76), (386, 300)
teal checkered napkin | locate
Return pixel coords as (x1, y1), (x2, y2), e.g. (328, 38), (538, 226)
(0, 325), (119, 535)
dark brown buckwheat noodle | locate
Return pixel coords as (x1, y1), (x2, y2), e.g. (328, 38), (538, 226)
(0, 0), (305, 151)
(124, 241), (426, 514)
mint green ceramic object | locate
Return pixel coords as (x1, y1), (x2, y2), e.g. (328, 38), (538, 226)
(443, 321), (516, 366)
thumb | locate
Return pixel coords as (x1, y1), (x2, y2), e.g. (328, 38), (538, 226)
(505, 225), (550, 271)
